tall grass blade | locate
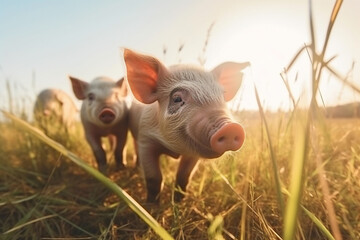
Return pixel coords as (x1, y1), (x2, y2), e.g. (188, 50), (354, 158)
(45, 208), (97, 237)
(283, 1), (345, 239)
(325, 64), (360, 94)
(284, 45), (309, 72)
(253, 85), (284, 212)
(0, 193), (39, 207)
(313, 117), (343, 240)
(1, 110), (174, 240)
(282, 188), (335, 240)
(280, 72), (296, 108)
(330, 0), (343, 23)
(283, 115), (309, 240)
(311, 0), (344, 238)
(308, 0), (316, 59)
(239, 161), (250, 240)
(322, 0), (343, 57)
(3, 214), (57, 234)
(301, 206), (335, 240)
(282, 3), (315, 233)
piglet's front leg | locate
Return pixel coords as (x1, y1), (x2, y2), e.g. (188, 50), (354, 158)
(174, 156), (199, 202)
(86, 134), (107, 174)
(139, 146), (163, 203)
(114, 131), (128, 170)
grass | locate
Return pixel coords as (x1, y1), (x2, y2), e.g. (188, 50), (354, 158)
(1, 111), (173, 240)
(1, 0), (359, 239)
(1, 111), (359, 239)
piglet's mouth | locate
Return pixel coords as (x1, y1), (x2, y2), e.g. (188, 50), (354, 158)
(99, 108), (116, 124)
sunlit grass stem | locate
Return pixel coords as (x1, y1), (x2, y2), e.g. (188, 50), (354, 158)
(254, 85), (284, 212)
(283, 114), (309, 240)
(283, 0), (344, 239)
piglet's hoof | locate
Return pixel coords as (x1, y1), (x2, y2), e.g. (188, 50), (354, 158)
(174, 191), (185, 203)
(98, 164), (108, 176)
(115, 162), (126, 171)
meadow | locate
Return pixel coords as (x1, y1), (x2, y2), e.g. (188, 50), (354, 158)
(0, 109), (359, 240)
(1, 0), (359, 239)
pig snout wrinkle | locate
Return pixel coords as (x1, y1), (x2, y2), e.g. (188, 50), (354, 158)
(99, 108), (116, 124)
(210, 123), (245, 155)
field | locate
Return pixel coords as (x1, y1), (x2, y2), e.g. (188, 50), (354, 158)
(0, 109), (359, 239)
(1, 1), (359, 239)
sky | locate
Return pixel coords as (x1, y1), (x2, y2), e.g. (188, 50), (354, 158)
(1, 0), (360, 114)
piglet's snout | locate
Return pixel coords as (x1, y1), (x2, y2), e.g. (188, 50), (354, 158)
(99, 108), (116, 124)
(43, 109), (51, 116)
(210, 122), (245, 155)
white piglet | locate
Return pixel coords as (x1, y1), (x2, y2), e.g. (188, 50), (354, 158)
(69, 76), (128, 174)
(34, 88), (77, 135)
(123, 49), (249, 203)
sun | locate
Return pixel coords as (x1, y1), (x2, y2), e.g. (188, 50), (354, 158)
(204, 7), (311, 111)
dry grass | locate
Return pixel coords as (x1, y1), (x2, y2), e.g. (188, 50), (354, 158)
(0, 112), (359, 239)
(1, 1), (359, 239)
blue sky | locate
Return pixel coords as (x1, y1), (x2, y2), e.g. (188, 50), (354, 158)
(1, 0), (360, 113)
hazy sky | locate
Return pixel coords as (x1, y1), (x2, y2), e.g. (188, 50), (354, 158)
(1, 0), (359, 112)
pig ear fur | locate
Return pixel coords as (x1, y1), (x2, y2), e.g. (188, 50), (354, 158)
(116, 77), (128, 97)
(211, 62), (250, 101)
(69, 76), (88, 100)
(123, 48), (167, 104)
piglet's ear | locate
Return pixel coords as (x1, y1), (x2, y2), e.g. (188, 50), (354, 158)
(211, 62), (250, 101)
(123, 48), (167, 104)
(116, 77), (128, 97)
(69, 76), (88, 100)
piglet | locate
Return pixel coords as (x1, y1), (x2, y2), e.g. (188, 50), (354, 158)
(123, 48), (248, 203)
(34, 88), (77, 134)
(69, 76), (128, 174)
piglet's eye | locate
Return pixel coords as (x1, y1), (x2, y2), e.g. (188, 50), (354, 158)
(168, 89), (188, 114)
(88, 93), (95, 101)
(173, 95), (182, 103)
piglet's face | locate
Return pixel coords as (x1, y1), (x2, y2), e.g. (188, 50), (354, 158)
(70, 76), (127, 127)
(124, 48), (248, 158)
(157, 67), (234, 158)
